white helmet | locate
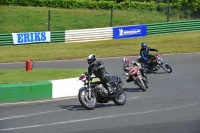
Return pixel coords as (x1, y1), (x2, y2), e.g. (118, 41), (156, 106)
(123, 57), (130, 66)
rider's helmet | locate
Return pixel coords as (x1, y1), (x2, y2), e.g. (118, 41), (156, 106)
(87, 54), (96, 65)
(123, 57), (131, 67)
(141, 42), (147, 49)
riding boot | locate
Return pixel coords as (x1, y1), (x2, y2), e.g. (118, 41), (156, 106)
(126, 75), (132, 82)
(144, 63), (149, 71)
(106, 83), (113, 94)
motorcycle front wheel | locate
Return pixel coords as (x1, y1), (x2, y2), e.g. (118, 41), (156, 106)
(163, 64), (172, 73)
(112, 86), (126, 105)
(135, 79), (147, 92)
(78, 88), (97, 110)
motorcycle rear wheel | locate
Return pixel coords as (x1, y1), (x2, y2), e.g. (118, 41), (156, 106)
(112, 86), (126, 105)
(135, 79), (147, 92)
(78, 88), (97, 110)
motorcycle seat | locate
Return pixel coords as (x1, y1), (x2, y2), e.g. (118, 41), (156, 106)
(109, 76), (120, 83)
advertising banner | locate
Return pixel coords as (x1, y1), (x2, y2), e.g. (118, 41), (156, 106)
(113, 24), (147, 39)
(12, 31), (50, 45)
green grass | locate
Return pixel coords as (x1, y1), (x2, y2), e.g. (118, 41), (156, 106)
(0, 69), (87, 84)
(0, 6), (189, 34)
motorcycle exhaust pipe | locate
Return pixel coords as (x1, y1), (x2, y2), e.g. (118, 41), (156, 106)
(102, 91), (123, 98)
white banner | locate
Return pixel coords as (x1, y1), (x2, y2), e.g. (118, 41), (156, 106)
(12, 31), (50, 45)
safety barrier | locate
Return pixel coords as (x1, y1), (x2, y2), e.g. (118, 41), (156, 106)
(0, 78), (83, 103)
(65, 27), (113, 43)
(51, 30), (65, 43)
(0, 81), (52, 103)
(0, 31), (65, 46)
(0, 33), (13, 46)
(0, 19), (199, 46)
(147, 19), (200, 35)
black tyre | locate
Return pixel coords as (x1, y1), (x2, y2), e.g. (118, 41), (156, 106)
(145, 83), (149, 89)
(135, 79), (147, 92)
(143, 76), (148, 89)
(112, 86), (126, 105)
(78, 88), (97, 110)
(163, 64), (172, 73)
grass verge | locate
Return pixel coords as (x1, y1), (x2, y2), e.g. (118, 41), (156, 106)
(0, 31), (199, 63)
(0, 6), (188, 34)
(0, 69), (87, 84)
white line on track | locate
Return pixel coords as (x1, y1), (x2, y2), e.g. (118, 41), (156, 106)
(0, 96), (139, 121)
(127, 96), (140, 101)
(0, 103), (199, 132)
(0, 109), (65, 121)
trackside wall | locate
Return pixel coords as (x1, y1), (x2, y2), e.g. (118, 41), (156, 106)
(0, 81), (52, 103)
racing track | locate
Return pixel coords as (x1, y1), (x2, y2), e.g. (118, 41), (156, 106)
(0, 53), (200, 133)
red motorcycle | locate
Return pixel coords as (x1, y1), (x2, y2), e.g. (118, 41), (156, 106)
(124, 65), (148, 92)
(137, 52), (172, 73)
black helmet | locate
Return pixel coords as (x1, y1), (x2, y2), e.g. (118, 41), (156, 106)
(141, 42), (147, 49)
(87, 54), (96, 65)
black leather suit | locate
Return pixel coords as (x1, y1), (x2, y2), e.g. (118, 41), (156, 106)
(88, 60), (110, 90)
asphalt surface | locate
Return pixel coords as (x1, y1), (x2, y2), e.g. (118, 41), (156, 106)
(0, 53), (200, 133)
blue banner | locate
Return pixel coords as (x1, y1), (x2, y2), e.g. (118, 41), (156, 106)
(113, 24), (147, 39)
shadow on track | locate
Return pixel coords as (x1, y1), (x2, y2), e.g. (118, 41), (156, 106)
(145, 71), (169, 74)
(123, 88), (145, 92)
(58, 103), (116, 111)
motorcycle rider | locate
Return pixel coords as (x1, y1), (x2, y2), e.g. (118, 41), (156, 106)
(123, 57), (147, 84)
(87, 54), (113, 94)
(139, 42), (158, 71)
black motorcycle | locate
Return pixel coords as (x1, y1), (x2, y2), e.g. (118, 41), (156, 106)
(78, 72), (126, 110)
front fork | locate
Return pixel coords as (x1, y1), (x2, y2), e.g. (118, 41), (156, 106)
(158, 58), (167, 69)
(88, 83), (92, 99)
(83, 81), (92, 99)
(138, 75), (145, 86)
(157, 58), (166, 69)
(134, 72), (145, 85)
